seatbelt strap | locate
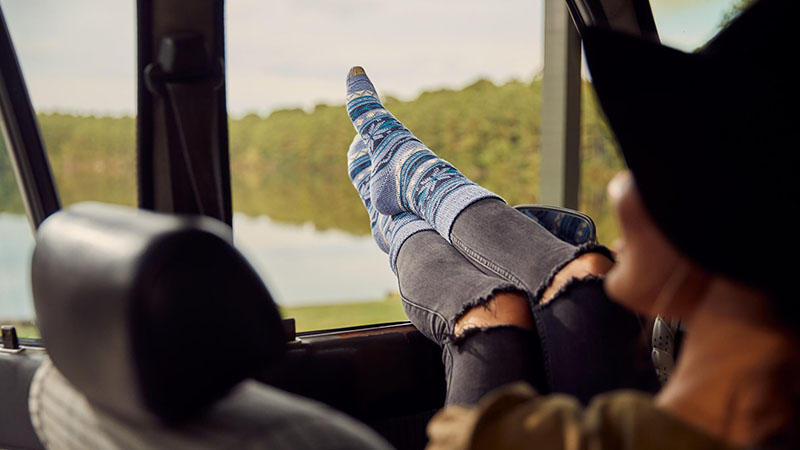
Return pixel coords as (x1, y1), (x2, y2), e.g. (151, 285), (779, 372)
(145, 32), (227, 222)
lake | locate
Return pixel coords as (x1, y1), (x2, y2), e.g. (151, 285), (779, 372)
(0, 212), (398, 321)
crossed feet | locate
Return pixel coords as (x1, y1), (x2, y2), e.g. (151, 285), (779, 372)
(345, 66), (614, 338)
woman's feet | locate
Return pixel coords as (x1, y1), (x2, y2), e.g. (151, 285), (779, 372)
(346, 67), (614, 331)
(346, 66), (499, 242)
(347, 135), (432, 273)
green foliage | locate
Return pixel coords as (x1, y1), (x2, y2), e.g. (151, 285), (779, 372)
(0, 138), (26, 214)
(580, 84), (625, 244)
(719, 0), (755, 28)
(229, 78), (549, 235)
(280, 294), (407, 332)
(2, 78), (626, 243)
(2, 113), (139, 213)
(38, 113), (137, 208)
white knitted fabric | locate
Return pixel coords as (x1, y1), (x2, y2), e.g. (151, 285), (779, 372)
(28, 357), (391, 450)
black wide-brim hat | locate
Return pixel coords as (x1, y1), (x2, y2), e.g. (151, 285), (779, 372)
(581, 0), (797, 309)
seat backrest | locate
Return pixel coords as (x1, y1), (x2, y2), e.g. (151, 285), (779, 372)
(31, 202), (285, 424)
(29, 356), (393, 450)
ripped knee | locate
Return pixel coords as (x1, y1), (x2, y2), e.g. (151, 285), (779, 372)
(454, 292), (533, 337)
(541, 252), (613, 304)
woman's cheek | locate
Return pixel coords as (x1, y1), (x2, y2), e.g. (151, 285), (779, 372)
(605, 171), (670, 313)
(604, 241), (657, 314)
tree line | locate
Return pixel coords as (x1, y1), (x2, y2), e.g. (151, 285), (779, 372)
(1, 78), (625, 244)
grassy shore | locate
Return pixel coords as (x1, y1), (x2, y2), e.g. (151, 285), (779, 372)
(3, 321), (40, 339)
(280, 294), (407, 332)
(4, 296), (409, 340)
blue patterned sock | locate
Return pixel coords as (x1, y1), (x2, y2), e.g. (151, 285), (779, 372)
(346, 66), (501, 242)
(347, 135), (432, 273)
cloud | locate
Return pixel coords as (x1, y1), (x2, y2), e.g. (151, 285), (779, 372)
(225, 0), (543, 113)
(2, 0), (735, 114)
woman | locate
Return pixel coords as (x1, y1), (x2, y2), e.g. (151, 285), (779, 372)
(345, 0), (798, 448)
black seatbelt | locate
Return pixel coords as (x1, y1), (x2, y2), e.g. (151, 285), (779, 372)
(144, 32), (227, 222)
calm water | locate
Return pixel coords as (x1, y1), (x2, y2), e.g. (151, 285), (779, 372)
(0, 212), (398, 321)
(0, 214), (35, 320)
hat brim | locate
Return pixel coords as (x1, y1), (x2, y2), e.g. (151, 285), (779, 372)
(582, 27), (791, 293)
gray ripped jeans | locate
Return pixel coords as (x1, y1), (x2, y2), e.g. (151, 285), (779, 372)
(396, 199), (659, 405)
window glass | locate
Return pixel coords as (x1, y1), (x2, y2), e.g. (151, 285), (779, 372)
(0, 0), (135, 337)
(0, 138), (38, 337)
(226, 0), (545, 332)
(228, 0), (747, 331)
(0, 0), (748, 335)
(0, 0), (137, 208)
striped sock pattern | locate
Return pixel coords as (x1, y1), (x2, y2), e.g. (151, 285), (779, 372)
(346, 66), (501, 242)
(348, 135), (432, 273)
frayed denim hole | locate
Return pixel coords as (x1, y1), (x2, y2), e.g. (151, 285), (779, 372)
(442, 285), (530, 346)
(532, 275), (607, 313)
(531, 243), (613, 305)
(447, 323), (534, 348)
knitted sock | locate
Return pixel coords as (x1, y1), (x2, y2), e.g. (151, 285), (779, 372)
(345, 66), (501, 242)
(347, 135), (432, 273)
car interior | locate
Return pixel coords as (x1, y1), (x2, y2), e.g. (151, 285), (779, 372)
(1, 0), (708, 448)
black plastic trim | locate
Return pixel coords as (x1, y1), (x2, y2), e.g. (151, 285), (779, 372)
(213, 0), (232, 225)
(136, 0), (154, 210)
(18, 338), (43, 348)
(136, 0), (231, 225)
(296, 321), (412, 338)
(633, 0), (660, 42)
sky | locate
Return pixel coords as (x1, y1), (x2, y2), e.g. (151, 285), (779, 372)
(0, 0), (740, 117)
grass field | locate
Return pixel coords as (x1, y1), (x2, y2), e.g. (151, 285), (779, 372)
(280, 294), (408, 332)
(3, 321), (40, 339)
(4, 295), (409, 341)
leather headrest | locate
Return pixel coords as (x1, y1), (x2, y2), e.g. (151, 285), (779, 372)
(31, 202), (285, 423)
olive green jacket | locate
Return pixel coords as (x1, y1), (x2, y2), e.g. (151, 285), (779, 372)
(427, 383), (732, 450)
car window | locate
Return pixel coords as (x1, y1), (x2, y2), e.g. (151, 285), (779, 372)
(0, 0), (135, 339)
(0, 138), (38, 337)
(0, 0), (137, 209)
(226, 0), (744, 331)
(225, 0), (547, 332)
(0, 0), (746, 335)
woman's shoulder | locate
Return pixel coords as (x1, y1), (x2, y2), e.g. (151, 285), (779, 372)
(426, 384), (734, 450)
